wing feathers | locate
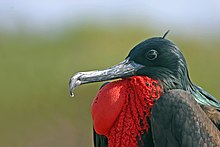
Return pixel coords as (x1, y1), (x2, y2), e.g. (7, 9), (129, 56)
(151, 89), (220, 147)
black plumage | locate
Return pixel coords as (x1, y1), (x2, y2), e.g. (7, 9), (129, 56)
(151, 89), (220, 147)
(69, 35), (220, 146)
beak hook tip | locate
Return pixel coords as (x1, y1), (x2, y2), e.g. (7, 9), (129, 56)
(70, 92), (74, 97)
(69, 86), (75, 97)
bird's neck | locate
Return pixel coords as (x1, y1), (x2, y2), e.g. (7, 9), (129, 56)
(160, 68), (220, 108)
(160, 70), (192, 92)
(180, 69), (219, 108)
(190, 85), (220, 108)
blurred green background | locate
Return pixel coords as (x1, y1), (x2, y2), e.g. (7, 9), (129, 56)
(0, 1), (220, 147)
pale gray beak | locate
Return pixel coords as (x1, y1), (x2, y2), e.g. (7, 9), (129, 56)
(68, 58), (144, 97)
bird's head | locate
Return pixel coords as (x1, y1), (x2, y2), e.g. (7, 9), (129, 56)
(69, 35), (190, 96)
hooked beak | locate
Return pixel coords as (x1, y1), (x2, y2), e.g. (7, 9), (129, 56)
(69, 58), (144, 97)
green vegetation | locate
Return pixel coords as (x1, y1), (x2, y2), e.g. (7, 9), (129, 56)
(0, 24), (219, 146)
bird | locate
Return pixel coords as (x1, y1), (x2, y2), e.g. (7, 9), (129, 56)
(69, 31), (220, 147)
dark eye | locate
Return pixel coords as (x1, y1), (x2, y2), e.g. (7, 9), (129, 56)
(146, 50), (158, 60)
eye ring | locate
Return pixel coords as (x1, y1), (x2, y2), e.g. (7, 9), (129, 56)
(146, 49), (158, 60)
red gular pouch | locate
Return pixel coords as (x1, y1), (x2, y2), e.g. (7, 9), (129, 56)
(91, 76), (163, 147)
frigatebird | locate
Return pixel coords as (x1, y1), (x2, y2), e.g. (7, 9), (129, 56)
(69, 32), (220, 147)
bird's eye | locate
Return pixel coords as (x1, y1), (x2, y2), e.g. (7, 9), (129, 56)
(146, 50), (158, 60)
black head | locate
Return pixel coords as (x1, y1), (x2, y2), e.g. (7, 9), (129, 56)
(127, 37), (190, 90)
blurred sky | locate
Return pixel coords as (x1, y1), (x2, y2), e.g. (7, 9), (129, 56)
(0, 0), (220, 36)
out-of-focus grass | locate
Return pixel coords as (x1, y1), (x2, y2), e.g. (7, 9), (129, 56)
(0, 24), (219, 147)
